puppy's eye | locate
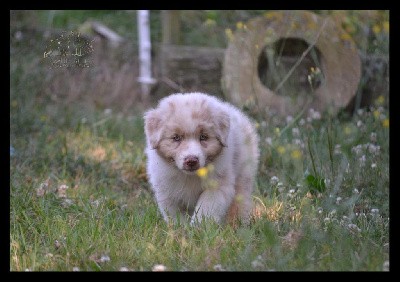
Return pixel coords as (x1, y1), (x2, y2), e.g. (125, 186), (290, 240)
(172, 134), (182, 142)
(200, 134), (208, 141)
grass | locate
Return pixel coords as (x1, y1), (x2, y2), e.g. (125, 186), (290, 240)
(10, 11), (389, 271)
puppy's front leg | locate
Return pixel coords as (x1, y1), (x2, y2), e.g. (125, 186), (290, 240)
(191, 182), (235, 225)
(155, 193), (186, 224)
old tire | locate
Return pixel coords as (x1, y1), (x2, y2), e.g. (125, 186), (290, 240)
(222, 10), (361, 117)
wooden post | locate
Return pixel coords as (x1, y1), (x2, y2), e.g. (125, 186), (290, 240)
(162, 10), (181, 45)
(137, 10), (156, 103)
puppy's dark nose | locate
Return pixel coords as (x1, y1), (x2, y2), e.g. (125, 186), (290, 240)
(183, 155), (200, 171)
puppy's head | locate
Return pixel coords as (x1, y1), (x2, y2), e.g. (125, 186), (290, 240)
(144, 93), (230, 174)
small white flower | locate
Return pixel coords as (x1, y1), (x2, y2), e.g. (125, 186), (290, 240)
(10, 146), (16, 157)
(324, 179), (331, 186)
(308, 108), (321, 120)
(270, 176), (279, 185)
(299, 119), (305, 126)
(293, 138), (304, 148)
(383, 260), (389, 271)
(312, 111), (321, 120)
(100, 255), (110, 263)
(286, 115), (293, 124)
(119, 267), (130, 271)
(61, 198), (74, 208)
(368, 144), (380, 155)
(213, 264), (225, 271)
(25, 268), (31, 272)
(104, 108), (112, 115)
(351, 145), (363, 155)
(72, 267), (80, 272)
(37, 180), (50, 197)
(15, 31), (23, 41)
(371, 163), (377, 169)
(277, 182), (285, 193)
(91, 199), (101, 208)
(370, 132), (377, 143)
(317, 207), (323, 214)
(334, 144), (341, 155)
(356, 120), (363, 127)
(251, 258), (264, 269)
(353, 188), (359, 194)
(261, 121), (267, 128)
(336, 197), (342, 205)
(348, 223), (361, 232)
(152, 264), (167, 271)
(289, 189), (296, 194)
(292, 127), (300, 137)
(359, 155), (366, 167)
(36, 187), (46, 197)
(81, 117), (87, 124)
(371, 208), (379, 214)
(357, 109), (364, 116)
(345, 162), (351, 173)
(57, 184), (69, 198)
(265, 137), (272, 146)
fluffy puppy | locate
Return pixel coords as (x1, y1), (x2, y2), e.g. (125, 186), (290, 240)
(144, 92), (259, 225)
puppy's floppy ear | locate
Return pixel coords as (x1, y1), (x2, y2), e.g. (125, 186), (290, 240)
(214, 110), (230, 147)
(144, 109), (163, 149)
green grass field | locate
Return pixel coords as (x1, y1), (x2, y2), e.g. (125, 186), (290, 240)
(10, 11), (389, 271)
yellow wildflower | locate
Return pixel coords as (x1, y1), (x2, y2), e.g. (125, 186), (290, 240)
(11, 100), (18, 108)
(225, 28), (234, 41)
(291, 149), (302, 160)
(204, 18), (216, 27)
(196, 167), (209, 178)
(340, 33), (352, 41)
(373, 110), (380, 119)
(372, 24), (381, 35)
(344, 126), (352, 135)
(383, 21), (389, 33)
(375, 95), (385, 106)
(236, 21), (244, 30)
(382, 118), (389, 128)
(275, 127), (281, 136)
(264, 12), (282, 21)
(277, 146), (286, 155)
(197, 164), (214, 178)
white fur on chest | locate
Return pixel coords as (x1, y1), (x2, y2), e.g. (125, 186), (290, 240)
(146, 148), (203, 209)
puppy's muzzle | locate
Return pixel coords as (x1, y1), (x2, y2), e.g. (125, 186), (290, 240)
(183, 155), (200, 171)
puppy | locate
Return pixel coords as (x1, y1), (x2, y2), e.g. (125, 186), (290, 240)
(144, 92), (259, 225)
